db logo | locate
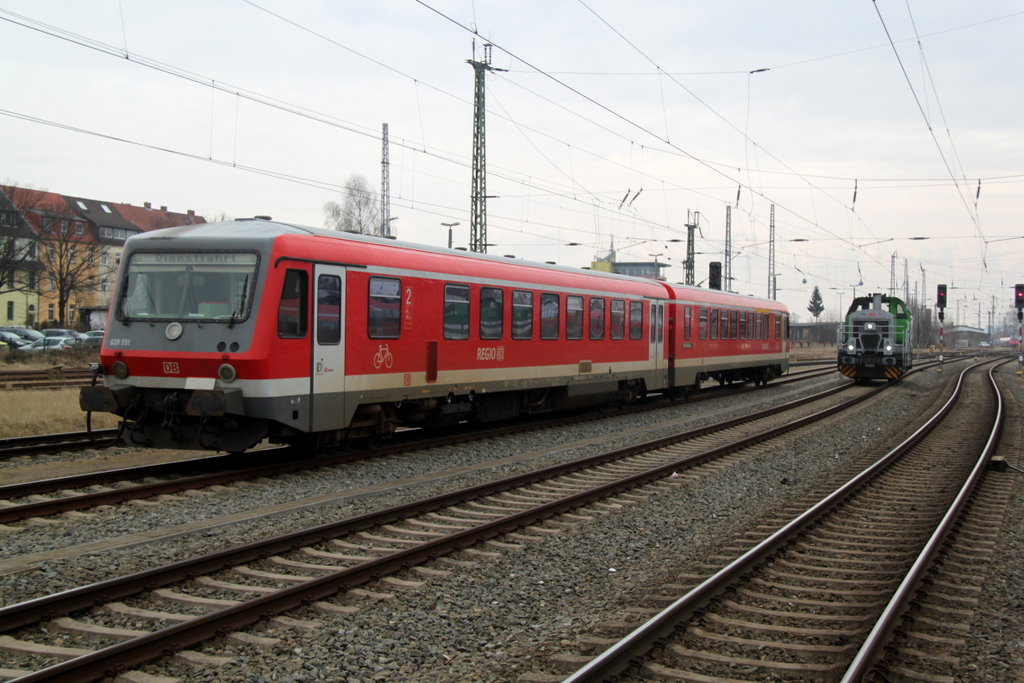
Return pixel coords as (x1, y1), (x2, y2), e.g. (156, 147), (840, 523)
(163, 362), (180, 374)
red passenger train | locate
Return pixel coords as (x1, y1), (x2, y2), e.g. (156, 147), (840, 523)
(80, 219), (790, 453)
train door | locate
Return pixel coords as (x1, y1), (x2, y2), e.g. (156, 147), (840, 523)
(649, 300), (667, 388)
(311, 265), (347, 431)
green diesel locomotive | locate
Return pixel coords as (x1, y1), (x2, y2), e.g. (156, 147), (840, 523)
(837, 293), (914, 381)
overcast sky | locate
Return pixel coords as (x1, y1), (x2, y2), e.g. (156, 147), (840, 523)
(2, 1), (1022, 326)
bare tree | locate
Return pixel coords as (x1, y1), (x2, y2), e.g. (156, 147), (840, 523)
(32, 205), (115, 327)
(323, 175), (380, 235)
(0, 184), (44, 298)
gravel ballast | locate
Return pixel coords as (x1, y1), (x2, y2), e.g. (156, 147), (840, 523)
(3, 363), (1022, 682)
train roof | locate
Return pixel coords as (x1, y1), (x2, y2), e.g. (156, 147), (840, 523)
(128, 218), (789, 312)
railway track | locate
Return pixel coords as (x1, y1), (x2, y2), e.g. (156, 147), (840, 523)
(0, 359), (928, 681)
(555, 358), (1009, 683)
(0, 365), (835, 462)
(0, 366), (845, 520)
(0, 368), (93, 391)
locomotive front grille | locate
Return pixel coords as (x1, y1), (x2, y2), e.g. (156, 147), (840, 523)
(860, 333), (881, 351)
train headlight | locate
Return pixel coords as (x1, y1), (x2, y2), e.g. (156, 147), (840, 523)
(865, 322), (877, 331)
(217, 363), (237, 382)
(846, 342), (855, 352)
(112, 360), (129, 380)
(883, 340), (894, 354)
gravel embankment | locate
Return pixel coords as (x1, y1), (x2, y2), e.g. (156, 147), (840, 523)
(3, 363), (1022, 683)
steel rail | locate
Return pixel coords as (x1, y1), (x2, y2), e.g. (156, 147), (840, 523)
(840, 359), (1010, 682)
(2, 366), (905, 683)
(0, 366), (842, 517)
(562, 359), (991, 683)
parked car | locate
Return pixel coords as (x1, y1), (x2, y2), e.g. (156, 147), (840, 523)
(43, 328), (87, 340)
(83, 330), (105, 348)
(24, 337), (80, 352)
(978, 341), (991, 348)
(0, 330), (30, 350)
(0, 327), (44, 342)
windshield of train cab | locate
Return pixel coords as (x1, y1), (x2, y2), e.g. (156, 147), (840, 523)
(116, 252), (259, 324)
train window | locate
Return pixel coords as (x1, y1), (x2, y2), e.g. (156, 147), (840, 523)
(589, 298), (605, 340)
(119, 251), (258, 323)
(650, 302), (656, 340)
(683, 305), (692, 341)
(512, 290), (533, 340)
(278, 269), (308, 338)
(368, 277), (401, 339)
(775, 315), (782, 340)
(738, 311), (746, 340)
(730, 310), (738, 340)
(541, 293), (559, 339)
(710, 308), (718, 340)
(764, 314), (770, 340)
(317, 274), (342, 344)
(629, 301), (643, 340)
(657, 304), (664, 343)
(752, 313), (759, 340)
(566, 296), (584, 340)
(699, 307), (708, 340)
(480, 287), (503, 340)
(444, 284), (470, 340)
(610, 300), (625, 340)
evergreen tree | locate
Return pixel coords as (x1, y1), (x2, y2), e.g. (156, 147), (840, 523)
(807, 285), (825, 320)
(807, 285), (825, 344)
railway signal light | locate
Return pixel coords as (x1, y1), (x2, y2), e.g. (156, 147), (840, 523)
(1015, 284), (1024, 309)
(708, 262), (722, 290)
(936, 284), (947, 309)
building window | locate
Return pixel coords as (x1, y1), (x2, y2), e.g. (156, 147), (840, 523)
(47, 303), (55, 321)
(6, 301), (13, 321)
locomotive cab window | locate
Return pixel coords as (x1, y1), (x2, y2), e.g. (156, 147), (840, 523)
(278, 269), (308, 338)
(444, 284), (471, 340)
(480, 287), (503, 340)
(368, 277), (401, 339)
(512, 290), (533, 340)
(117, 251), (258, 323)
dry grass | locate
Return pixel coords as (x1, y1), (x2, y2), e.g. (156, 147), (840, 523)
(0, 388), (119, 439)
(1, 345), (99, 370)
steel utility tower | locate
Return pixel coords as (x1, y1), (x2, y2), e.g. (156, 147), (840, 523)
(684, 210), (701, 286)
(724, 205), (733, 292)
(380, 123), (391, 237)
(468, 43), (505, 253)
(768, 205), (776, 300)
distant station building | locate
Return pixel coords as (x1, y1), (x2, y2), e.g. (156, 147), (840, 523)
(588, 241), (668, 281)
